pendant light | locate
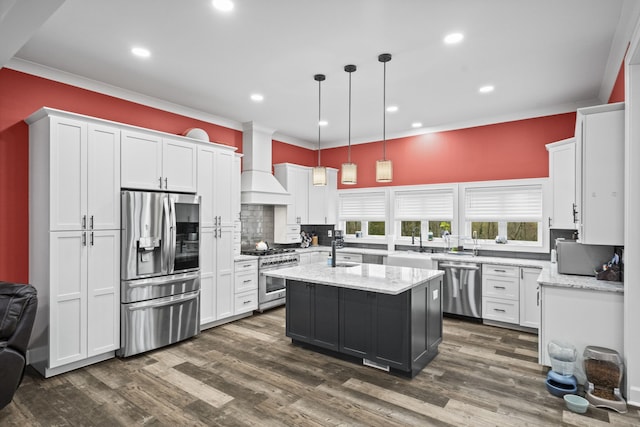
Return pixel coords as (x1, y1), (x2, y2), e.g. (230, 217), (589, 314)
(312, 73), (327, 186)
(341, 64), (358, 185)
(376, 53), (393, 183)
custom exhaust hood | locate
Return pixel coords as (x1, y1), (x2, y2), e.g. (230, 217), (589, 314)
(240, 122), (292, 205)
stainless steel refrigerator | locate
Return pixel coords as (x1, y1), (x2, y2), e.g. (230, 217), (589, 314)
(118, 190), (201, 357)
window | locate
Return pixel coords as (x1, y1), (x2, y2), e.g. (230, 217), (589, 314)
(339, 191), (386, 238)
(464, 184), (543, 245)
(395, 189), (454, 240)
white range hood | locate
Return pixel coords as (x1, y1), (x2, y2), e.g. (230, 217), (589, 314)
(240, 122), (292, 205)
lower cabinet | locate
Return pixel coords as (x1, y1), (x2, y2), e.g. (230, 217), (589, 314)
(234, 258), (258, 315)
(200, 226), (235, 327)
(31, 230), (120, 378)
(482, 264), (541, 330)
(286, 277), (442, 376)
(286, 281), (340, 352)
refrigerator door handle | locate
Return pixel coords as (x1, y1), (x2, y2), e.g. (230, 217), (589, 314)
(169, 196), (177, 273)
(162, 196), (171, 274)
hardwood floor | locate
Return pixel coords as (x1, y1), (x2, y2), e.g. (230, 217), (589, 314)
(2, 308), (639, 426)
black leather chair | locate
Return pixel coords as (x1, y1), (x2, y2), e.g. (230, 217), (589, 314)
(0, 282), (38, 410)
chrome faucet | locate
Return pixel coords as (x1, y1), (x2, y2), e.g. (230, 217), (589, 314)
(411, 227), (423, 251)
(472, 230), (479, 256)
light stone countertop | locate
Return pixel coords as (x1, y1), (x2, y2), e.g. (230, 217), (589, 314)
(263, 263), (444, 295)
(429, 253), (550, 269)
(295, 246), (391, 256)
(537, 263), (624, 293)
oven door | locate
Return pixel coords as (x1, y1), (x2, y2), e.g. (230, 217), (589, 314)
(259, 272), (286, 304)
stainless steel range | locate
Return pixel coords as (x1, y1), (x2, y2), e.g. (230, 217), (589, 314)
(241, 248), (299, 311)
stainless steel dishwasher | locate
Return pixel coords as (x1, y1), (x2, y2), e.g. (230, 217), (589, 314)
(436, 260), (482, 319)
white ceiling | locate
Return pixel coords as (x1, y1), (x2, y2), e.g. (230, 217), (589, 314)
(4, 0), (638, 148)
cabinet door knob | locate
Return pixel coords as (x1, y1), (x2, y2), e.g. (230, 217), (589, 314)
(82, 215), (87, 230)
(159, 176), (163, 189)
(82, 232), (86, 246)
(165, 177), (168, 189)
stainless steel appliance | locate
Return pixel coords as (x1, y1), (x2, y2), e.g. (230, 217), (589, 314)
(556, 239), (614, 276)
(241, 248), (299, 311)
(437, 260), (482, 319)
(118, 190), (201, 357)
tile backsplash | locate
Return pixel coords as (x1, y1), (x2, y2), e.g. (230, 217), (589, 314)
(240, 204), (274, 250)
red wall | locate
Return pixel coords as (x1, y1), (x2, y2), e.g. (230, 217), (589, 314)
(609, 55), (626, 103)
(0, 68), (577, 283)
(322, 113), (576, 189)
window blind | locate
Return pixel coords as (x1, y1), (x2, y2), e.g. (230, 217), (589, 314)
(339, 192), (386, 220)
(465, 185), (542, 221)
(395, 189), (454, 220)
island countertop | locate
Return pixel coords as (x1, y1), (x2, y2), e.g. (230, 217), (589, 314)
(263, 263), (444, 295)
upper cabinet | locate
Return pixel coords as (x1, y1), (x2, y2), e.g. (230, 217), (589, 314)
(35, 115), (121, 231)
(574, 103), (624, 246)
(274, 163), (309, 225)
(273, 163), (338, 244)
(121, 130), (197, 193)
(197, 143), (236, 228)
(546, 138), (576, 230)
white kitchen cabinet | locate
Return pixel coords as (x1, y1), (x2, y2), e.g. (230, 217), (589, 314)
(121, 130), (197, 193)
(574, 103), (624, 245)
(482, 265), (520, 324)
(519, 267), (541, 329)
(200, 226), (235, 327)
(336, 252), (363, 264)
(274, 163), (309, 224)
(27, 109), (121, 377)
(234, 258), (258, 315)
(539, 285), (623, 367)
(46, 116), (120, 231)
(546, 138), (576, 230)
(274, 163), (338, 243)
(198, 143), (237, 328)
(482, 264), (541, 330)
(308, 168), (338, 224)
(197, 143), (237, 228)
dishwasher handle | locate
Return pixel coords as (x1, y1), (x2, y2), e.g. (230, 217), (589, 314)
(438, 263), (480, 270)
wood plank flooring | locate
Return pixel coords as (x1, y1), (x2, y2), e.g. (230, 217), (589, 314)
(2, 308), (639, 426)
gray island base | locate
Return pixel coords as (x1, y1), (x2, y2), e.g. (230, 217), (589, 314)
(264, 263), (444, 377)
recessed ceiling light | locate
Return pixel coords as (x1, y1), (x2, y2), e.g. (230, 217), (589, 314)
(386, 105), (399, 113)
(212, 0), (234, 12)
(479, 85), (495, 94)
(411, 122), (423, 128)
(444, 33), (464, 44)
(131, 47), (151, 58)
(318, 120), (328, 126)
(250, 93), (264, 102)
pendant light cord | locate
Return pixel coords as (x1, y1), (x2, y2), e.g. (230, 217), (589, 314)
(318, 77), (321, 166)
(383, 58), (388, 161)
(348, 69), (352, 163)
(314, 74), (325, 167)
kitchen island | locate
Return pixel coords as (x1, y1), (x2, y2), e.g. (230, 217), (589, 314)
(264, 263), (444, 377)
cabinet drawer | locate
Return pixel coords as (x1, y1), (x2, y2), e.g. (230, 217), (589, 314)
(483, 275), (519, 300)
(483, 297), (519, 324)
(234, 290), (258, 314)
(336, 253), (363, 263)
(235, 272), (257, 293)
(482, 264), (519, 277)
(285, 224), (301, 234)
(235, 259), (257, 273)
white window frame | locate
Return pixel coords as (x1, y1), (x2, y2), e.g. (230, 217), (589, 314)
(391, 184), (458, 245)
(459, 178), (550, 253)
(338, 188), (389, 242)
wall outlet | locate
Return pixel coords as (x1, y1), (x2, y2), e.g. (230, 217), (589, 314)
(328, 230), (332, 237)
